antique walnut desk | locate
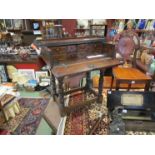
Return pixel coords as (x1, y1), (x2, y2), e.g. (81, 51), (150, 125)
(112, 67), (151, 91)
(34, 37), (121, 116)
(52, 58), (121, 115)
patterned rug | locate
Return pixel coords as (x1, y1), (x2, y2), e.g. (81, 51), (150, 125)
(65, 92), (89, 135)
(13, 98), (49, 135)
(0, 98), (49, 135)
(0, 107), (29, 132)
(64, 89), (155, 135)
(64, 91), (109, 135)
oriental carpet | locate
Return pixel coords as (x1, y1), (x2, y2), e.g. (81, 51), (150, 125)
(64, 89), (155, 135)
(0, 98), (49, 135)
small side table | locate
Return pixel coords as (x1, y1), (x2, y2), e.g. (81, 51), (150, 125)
(112, 67), (152, 91)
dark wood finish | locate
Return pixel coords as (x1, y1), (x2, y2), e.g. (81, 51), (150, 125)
(97, 69), (105, 103)
(112, 67), (152, 91)
(52, 58), (120, 78)
(35, 37), (105, 47)
(52, 59), (121, 116)
(64, 87), (85, 96)
(34, 37), (120, 116)
(57, 77), (65, 116)
(86, 72), (91, 91)
(35, 37), (115, 67)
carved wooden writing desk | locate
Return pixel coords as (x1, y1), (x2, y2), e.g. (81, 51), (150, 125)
(52, 58), (121, 116)
(34, 37), (119, 116)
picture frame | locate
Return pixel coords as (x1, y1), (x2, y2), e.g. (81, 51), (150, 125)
(40, 76), (51, 85)
(18, 69), (35, 80)
(35, 71), (49, 82)
(0, 64), (9, 83)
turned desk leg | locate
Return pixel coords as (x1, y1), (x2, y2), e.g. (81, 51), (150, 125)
(51, 73), (57, 100)
(86, 72), (91, 91)
(97, 69), (104, 103)
(58, 77), (65, 116)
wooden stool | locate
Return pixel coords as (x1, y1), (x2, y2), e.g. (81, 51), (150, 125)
(0, 94), (20, 121)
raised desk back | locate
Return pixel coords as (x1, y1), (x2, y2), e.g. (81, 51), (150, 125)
(34, 37), (116, 67)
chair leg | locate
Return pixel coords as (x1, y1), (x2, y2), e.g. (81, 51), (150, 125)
(110, 76), (114, 91)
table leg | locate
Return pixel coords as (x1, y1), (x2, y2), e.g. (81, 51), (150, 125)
(145, 80), (151, 91)
(110, 76), (114, 91)
(116, 80), (120, 91)
(86, 72), (91, 91)
(51, 73), (57, 100)
(128, 83), (132, 91)
(58, 77), (65, 116)
(97, 69), (104, 103)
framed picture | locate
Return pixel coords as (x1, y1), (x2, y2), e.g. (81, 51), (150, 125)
(18, 69), (35, 80)
(35, 71), (48, 82)
(40, 76), (51, 85)
(0, 64), (9, 83)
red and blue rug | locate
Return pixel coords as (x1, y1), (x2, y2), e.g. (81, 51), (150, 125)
(0, 98), (49, 135)
(64, 91), (109, 135)
(11, 98), (49, 135)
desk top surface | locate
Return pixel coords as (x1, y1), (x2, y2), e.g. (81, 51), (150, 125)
(113, 67), (151, 80)
(52, 58), (121, 78)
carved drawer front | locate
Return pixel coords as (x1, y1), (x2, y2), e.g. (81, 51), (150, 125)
(77, 44), (89, 58)
(86, 44), (93, 54)
(50, 46), (67, 62)
(66, 45), (77, 59)
(53, 53), (66, 62)
(50, 46), (67, 54)
(103, 44), (108, 52)
(78, 44), (88, 52)
(93, 43), (103, 51)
